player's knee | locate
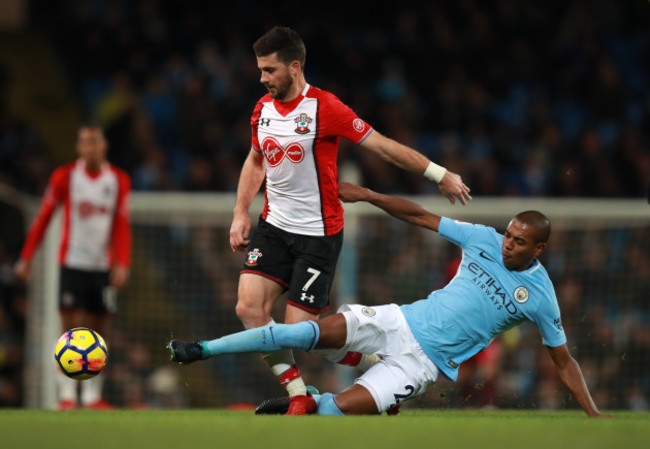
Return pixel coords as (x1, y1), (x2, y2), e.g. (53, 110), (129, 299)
(316, 393), (344, 416)
(235, 301), (267, 327)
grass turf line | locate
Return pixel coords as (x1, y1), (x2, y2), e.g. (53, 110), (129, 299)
(0, 409), (648, 449)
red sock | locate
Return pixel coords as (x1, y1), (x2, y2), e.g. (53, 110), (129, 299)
(277, 365), (302, 387)
(337, 351), (362, 367)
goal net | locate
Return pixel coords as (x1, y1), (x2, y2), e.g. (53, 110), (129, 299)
(17, 190), (650, 410)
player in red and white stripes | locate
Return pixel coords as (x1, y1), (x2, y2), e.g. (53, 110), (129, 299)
(15, 125), (131, 410)
(228, 26), (472, 415)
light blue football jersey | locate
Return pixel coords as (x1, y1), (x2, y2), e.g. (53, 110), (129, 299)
(401, 217), (567, 381)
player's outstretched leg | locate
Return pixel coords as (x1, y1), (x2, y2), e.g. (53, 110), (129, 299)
(168, 321), (321, 364)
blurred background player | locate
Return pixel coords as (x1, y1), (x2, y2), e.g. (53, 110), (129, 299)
(14, 125), (132, 410)
(228, 26), (472, 414)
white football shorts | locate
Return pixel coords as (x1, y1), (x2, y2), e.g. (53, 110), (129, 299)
(338, 303), (440, 412)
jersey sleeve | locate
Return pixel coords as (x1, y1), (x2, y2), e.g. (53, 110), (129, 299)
(19, 167), (69, 261)
(531, 287), (567, 348)
(250, 97), (268, 153)
(318, 92), (374, 144)
(438, 217), (485, 248)
(110, 169), (132, 267)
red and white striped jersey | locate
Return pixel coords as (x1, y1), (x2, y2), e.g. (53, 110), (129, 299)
(20, 159), (132, 271)
(251, 84), (374, 236)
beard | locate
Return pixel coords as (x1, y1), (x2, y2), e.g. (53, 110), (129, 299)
(266, 75), (293, 100)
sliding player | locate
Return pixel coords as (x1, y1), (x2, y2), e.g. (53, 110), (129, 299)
(170, 183), (610, 418)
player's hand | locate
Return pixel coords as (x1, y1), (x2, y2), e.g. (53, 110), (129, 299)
(338, 182), (371, 203)
(439, 171), (472, 206)
(14, 259), (31, 283)
(230, 212), (251, 252)
(110, 265), (129, 290)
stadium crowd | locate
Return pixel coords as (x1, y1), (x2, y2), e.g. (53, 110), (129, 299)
(19, 0), (650, 197)
(0, 0), (648, 408)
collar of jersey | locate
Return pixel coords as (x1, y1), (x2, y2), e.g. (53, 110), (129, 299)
(522, 258), (542, 275)
(77, 158), (107, 180)
(273, 84), (310, 117)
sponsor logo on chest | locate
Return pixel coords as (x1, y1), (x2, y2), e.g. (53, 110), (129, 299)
(78, 201), (109, 218)
(73, 172), (116, 219)
(467, 262), (528, 315)
(258, 107), (316, 167)
(261, 137), (305, 167)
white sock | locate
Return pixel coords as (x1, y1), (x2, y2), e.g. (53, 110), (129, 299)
(285, 375), (307, 397)
(357, 353), (381, 372)
(263, 349), (307, 397)
(80, 376), (104, 405)
(57, 370), (78, 402)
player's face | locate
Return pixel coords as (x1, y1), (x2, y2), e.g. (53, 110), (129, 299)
(76, 128), (107, 169)
(257, 53), (294, 100)
(501, 219), (546, 271)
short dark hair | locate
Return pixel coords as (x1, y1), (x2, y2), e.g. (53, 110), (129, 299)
(514, 210), (551, 243)
(253, 26), (306, 70)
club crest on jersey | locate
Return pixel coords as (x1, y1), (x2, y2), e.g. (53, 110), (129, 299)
(361, 307), (376, 317)
(245, 248), (263, 266)
(294, 113), (312, 134)
(514, 286), (529, 304)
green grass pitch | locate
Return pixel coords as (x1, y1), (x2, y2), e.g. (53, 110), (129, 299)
(1, 409), (648, 449)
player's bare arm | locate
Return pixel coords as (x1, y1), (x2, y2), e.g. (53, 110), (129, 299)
(339, 182), (441, 232)
(14, 259), (31, 283)
(230, 148), (266, 252)
(547, 344), (614, 418)
(110, 265), (129, 290)
(359, 131), (472, 205)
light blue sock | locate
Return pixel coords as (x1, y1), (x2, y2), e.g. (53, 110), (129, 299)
(316, 392), (344, 416)
(201, 321), (320, 357)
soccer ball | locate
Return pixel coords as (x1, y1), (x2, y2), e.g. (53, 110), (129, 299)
(54, 327), (108, 380)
